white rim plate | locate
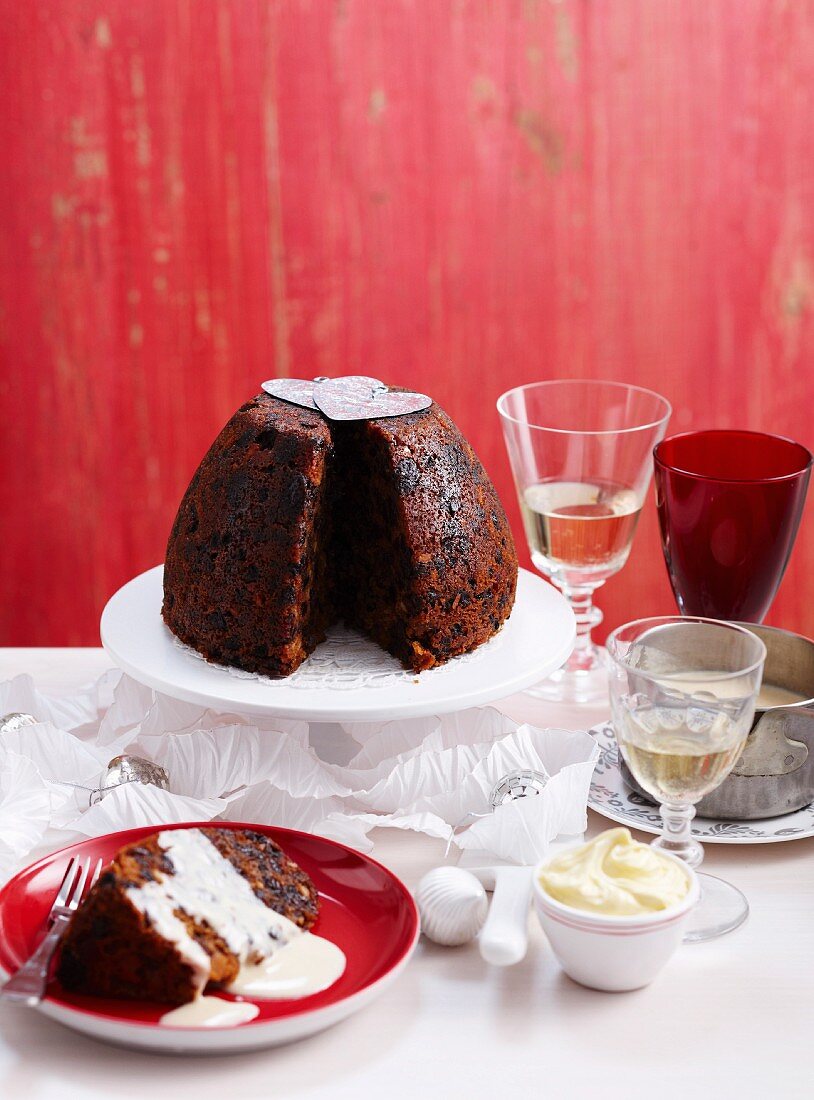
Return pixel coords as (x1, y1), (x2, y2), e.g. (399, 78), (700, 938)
(100, 566), (575, 721)
(589, 721), (814, 844)
(31, 951), (417, 1054)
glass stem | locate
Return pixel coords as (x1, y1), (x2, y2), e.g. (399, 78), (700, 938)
(654, 802), (704, 868)
(560, 584), (603, 672)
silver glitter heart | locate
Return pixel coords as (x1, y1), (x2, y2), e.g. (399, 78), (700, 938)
(262, 375), (432, 421)
(314, 376), (432, 421)
(261, 377), (318, 410)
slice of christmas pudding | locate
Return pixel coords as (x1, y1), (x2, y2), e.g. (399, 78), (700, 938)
(57, 827), (320, 1005)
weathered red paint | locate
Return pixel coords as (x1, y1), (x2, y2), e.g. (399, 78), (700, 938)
(2, 1), (813, 646)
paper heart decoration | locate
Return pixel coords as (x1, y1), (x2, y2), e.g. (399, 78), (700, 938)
(262, 376), (432, 421)
(314, 376), (432, 421)
(261, 378), (318, 409)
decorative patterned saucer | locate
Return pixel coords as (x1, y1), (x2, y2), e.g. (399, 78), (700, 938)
(588, 722), (814, 844)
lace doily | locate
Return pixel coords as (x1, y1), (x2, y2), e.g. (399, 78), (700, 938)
(173, 625), (497, 691)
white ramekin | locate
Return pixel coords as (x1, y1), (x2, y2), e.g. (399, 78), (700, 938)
(532, 851), (700, 992)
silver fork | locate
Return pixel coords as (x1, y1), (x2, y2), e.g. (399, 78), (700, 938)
(1, 856), (102, 1007)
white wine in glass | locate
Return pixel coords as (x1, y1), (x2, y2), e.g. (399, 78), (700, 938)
(520, 479), (642, 584)
(607, 617), (766, 943)
(615, 704), (748, 804)
(498, 382), (671, 704)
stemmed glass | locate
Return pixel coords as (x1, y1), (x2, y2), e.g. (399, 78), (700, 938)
(498, 381), (671, 703)
(607, 617), (766, 942)
(654, 430), (812, 621)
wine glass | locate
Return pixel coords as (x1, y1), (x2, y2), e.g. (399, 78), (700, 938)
(654, 430), (812, 621)
(497, 380), (671, 703)
(606, 617), (766, 942)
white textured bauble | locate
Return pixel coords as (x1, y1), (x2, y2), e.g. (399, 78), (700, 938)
(415, 867), (489, 947)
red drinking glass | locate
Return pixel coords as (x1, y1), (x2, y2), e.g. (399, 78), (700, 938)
(654, 431), (812, 622)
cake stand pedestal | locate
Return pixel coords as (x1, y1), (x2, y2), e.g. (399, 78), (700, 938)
(100, 566), (575, 750)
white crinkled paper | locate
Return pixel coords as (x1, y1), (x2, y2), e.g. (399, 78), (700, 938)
(0, 671), (599, 880)
(69, 784), (229, 838)
(0, 753), (51, 880)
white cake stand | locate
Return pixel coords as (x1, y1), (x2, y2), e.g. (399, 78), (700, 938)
(100, 566), (575, 723)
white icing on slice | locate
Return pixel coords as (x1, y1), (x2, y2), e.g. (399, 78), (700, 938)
(126, 828), (301, 990)
(160, 996), (260, 1029)
(229, 933), (346, 999)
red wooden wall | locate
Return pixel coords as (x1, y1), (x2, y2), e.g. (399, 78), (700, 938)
(2, 0), (814, 646)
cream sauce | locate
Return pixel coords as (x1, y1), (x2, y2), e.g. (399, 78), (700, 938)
(127, 828), (345, 1020)
(659, 674), (811, 710)
(757, 683), (810, 709)
(159, 996), (260, 1029)
(229, 933), (346, 999)
(659, 671), (757, 700)
(125, 829), (299, 992)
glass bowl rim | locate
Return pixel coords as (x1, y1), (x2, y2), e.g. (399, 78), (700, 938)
(654, 429), (813, 485)
(606, 616), (768, 682)
(495, 379), (672, 436)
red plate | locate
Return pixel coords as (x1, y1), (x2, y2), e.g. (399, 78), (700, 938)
(0, 822), (419, 1053)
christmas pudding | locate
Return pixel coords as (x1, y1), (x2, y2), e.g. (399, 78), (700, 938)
(162, 379), (518, 678)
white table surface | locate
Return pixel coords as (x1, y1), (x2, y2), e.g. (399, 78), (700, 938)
(0, 649), (811, 1100)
